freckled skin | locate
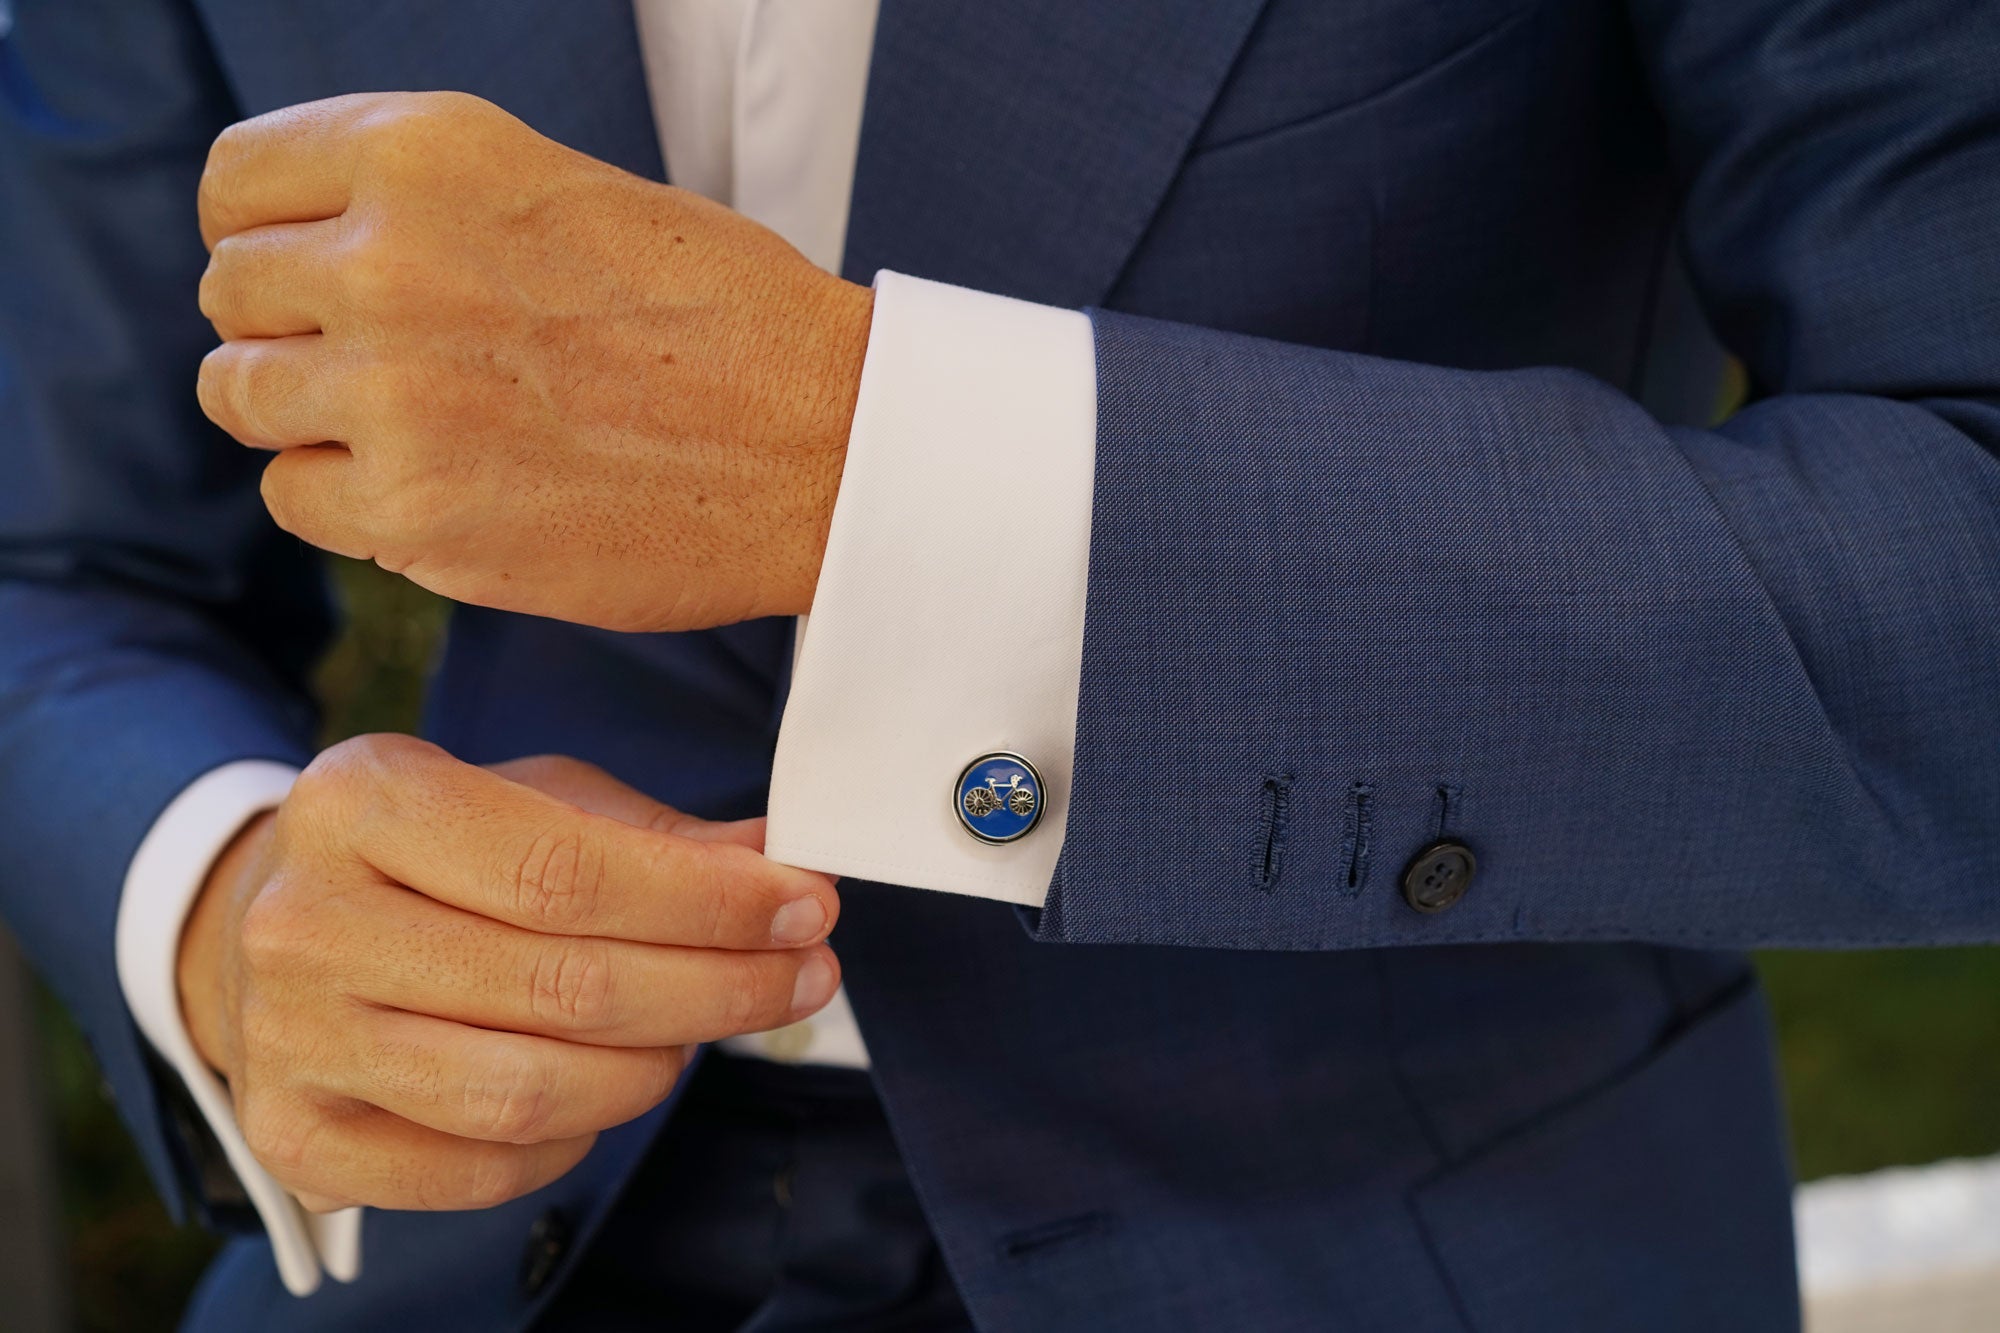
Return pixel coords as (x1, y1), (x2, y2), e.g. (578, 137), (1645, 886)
(194, 91), (874, 633)
(179, 92), (863, 1218)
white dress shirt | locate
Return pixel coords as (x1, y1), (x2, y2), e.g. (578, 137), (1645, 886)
(113, 0), (1095, 1295)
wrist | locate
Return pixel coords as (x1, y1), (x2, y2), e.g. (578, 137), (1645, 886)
(778, 279), (874, 617)
(176, 809), (274, 1078)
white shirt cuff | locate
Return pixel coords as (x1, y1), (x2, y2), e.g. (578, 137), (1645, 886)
(113, 760), (361, 1297)
(766, 270), (1096, 907)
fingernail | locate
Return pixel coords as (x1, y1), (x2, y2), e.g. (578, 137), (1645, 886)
(791, 953), (837, 1014)
(771, 895), (828, 945)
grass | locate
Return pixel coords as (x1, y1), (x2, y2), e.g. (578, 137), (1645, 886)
(31, 557), (2000, 1329)
(1763, 948), (2000, 1181)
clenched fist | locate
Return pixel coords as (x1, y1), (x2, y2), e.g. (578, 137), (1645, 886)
(194, 91), (874, 632)
(175, 736), (841, 1213)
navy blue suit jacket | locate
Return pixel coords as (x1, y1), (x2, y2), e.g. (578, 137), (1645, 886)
(4, 1), (1997, 1329)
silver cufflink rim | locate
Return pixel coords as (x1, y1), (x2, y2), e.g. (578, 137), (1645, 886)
(953, 750), (1045, 845)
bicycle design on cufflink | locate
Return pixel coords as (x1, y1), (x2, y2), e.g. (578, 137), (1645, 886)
(962, 770), (1037, 820)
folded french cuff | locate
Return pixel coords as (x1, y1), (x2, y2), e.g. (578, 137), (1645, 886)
(114, 759), (362, 1296)
(766, 270), (1097, 907)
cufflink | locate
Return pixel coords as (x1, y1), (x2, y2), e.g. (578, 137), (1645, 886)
(954, 752), (1044, 844)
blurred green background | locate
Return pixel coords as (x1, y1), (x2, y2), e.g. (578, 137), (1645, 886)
(29, 557), (2000, 1331)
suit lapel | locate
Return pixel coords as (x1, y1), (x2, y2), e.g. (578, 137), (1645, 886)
(259, 0), (1267, 303)
(843, 0), (1271, 305)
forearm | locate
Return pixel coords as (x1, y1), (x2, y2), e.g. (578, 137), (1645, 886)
(1031, 311), (2000, 951)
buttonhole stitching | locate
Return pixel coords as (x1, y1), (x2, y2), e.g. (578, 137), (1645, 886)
(999, 1210), (1114, 1260)
(1341, 782), (1375, 897)
(1433, 782), (1462, 840)
(1256, 775), (1293, 891)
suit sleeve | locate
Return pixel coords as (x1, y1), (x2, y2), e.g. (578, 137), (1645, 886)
(1030, 0), (2000, 950)
(0, 0), (329, 1213)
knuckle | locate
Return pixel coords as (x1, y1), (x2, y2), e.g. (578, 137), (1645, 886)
(196, 344), (248, 430)
(212, 344), (279, 440)
(639, 798), (700, 841)
(460, 1050), (555, 1145)
(404, 89), (496, 134)
(686, 844), (735, 948)
(642, 1046), (688, 1105)
(232, 342), (270, 412)
(196, 255), (233, 326)
(207, 118), (252, 167)
(239, 1094), (319, 1180)
(719, 960), (779, 1036)
(296, 1190), (352, 1215)
(351, 730), (441, 777)
(509, 826), (604, 932)
(204, 124), (241, 176)
(386, 90), (464, 127)
(237, 888), (306, 974)
(457, 1145), (534, 1210)
(745, 867), (802, 928)
(257, 454), (305, 534)
(290, 741), (363, 813)
(291, 734), (443, 847)
(198, 129), (246, 223)
(527, 938), (615, 1031)
(354, 95), (428, 146)
(302, 734), (437, 804)
(363, 454), (437, 532)
(344, 358), (402, 430)
(195, 346), (230, 422)
(337, 234), (424, 315)
(237, 997), (290, 1065)
(469, 1091), (544, 1148)
(490, 754), (572, 789)
(354, 93), (476, 173)
(372, 1037), (447, 1108)
(287, 746), (345, 807)
(429, 89), (491, 116)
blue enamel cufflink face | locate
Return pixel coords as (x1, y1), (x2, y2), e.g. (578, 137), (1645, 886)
(954, 752), (1044, 844)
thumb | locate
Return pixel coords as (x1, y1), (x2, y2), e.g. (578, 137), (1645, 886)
(486, 754), (769, 851)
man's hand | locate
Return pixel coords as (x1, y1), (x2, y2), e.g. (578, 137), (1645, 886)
(175, 736), (840, 1213)
(194, 92), (874, 632)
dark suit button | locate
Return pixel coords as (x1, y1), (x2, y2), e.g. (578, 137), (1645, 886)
(519, 1209), (571, 1298)
(1402, 841), (1476, 913)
